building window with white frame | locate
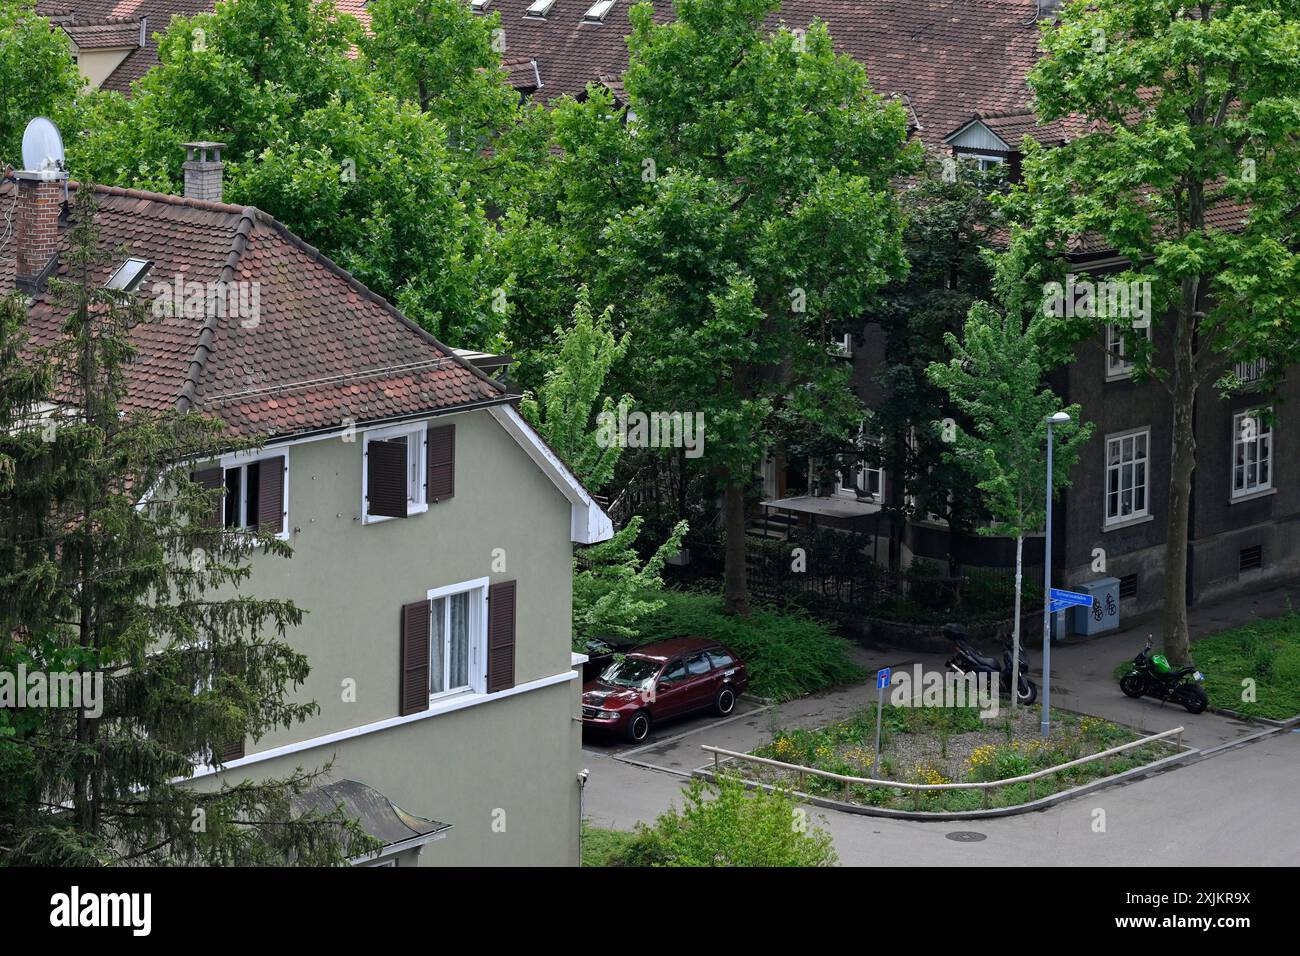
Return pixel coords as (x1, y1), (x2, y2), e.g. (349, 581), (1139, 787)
(1232, 409), (1272, 498)
(428, 580), (487, 698)
(1105, 429), (1149, 525)
(837, 460), (883, 501)
(362, 422), (428, 522)
(1105, 322), (1152, 379)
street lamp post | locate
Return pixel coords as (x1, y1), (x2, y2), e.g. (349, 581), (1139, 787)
(1041, 411), (1071, 739)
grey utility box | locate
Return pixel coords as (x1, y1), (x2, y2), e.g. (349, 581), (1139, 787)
(1072, 576), (1120, 635)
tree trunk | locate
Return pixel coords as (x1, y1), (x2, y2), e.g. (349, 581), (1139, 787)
(1010, 533), (1023, 711)
(722, 478), (751, 617)
(1162, 294), (1198, 665)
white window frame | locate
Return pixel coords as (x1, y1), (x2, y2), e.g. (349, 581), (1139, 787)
(426, 577), (489, 701)
(217, 446), (290, 541)
(836, 460), (883, 501)
(524, 0), (556, 17)
(1105, 322), (1153, 380)
(1231, 408), (1273, 500)
(361, 421), (428, 524)
(1104, 427), (1150, 527)
(1234, 357), (1269, 389)
(968, 153), (1004, 171)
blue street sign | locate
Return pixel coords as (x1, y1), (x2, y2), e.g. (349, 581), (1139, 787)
(1049, 588), (1093, 608)
(876, 667), (891, 689)
(1049, 600), (1071, 614)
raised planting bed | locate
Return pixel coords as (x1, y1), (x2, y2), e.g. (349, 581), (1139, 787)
(714, 705), (1184, 813)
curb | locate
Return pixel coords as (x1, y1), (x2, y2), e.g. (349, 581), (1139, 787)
(693, 746), (1198, 821)
(1193, 715), (1299, 760)
(1205, 705), (1297, 727)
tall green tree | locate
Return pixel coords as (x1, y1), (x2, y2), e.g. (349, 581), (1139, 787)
(1001, 0), (1300, 663)
(504, 0), (916, 616)
(0, 0), (83, 164)
(518, 288), (687, 647)
(518, 286), (631, 494)
(362, 0), (518, 177)
(64, 0), (503, 345)
(0, 188), (374, 865)
(869, 154), (1007, 573)
(928, 302), (1092, 700)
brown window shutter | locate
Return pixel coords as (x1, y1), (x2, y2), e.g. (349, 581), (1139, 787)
(367, 438), (408, 518)
(257, 455), (286, 534)
(400, 600), (431, 715)
(191, 467), (224, 528)
(217, 737), (244, 763)
(487, 580), (516, 693)
(426, 424), (455, 502)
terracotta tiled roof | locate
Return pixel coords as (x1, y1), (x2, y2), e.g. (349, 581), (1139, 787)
(62, 19), (141, 48)
(483, 0), (1046, 145)
(44, 0), (1046, 133)
(37, 0), (372, 94)
(0, 181), (506, 439)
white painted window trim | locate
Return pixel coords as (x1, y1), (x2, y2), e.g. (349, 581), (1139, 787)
(1104, 322), (1153, 381)
(1103, 426), (1151, 527)
(426, 577), (490, 699)
(216, 446), (291, 541)
(361, 420), (429, 524)
(967, 153), (1004, 170)
(183, 668), (579, 782)
(1231, 408), (1273, 500)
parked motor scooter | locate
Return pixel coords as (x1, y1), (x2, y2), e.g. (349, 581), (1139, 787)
(943, 623), (1038, 705)
(1119, 636), (1208, 714)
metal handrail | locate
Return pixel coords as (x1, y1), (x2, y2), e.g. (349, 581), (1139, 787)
(702, 726), (1185, 808)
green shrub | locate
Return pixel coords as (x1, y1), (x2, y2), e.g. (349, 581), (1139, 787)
(625, 774), (837, 867)
(630, 589), (866, 700)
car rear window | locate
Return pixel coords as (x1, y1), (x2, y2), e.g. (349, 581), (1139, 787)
(708, 649), (735, 669)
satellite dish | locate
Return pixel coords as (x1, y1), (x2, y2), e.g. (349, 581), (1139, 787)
(21, 117), (66, 174)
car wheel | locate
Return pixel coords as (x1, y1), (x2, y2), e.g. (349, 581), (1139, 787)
(626, 710), (651, 743)
(714, 685), (736, 716)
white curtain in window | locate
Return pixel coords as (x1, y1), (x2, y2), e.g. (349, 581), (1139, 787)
(430, 597), (446, 694)
(449, 591), (471, 689)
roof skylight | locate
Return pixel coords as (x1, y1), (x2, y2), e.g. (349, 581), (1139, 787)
(104, 257), (152, 292)
(470, 0), (490, 11)
(583, 0), (615, 21)
(525, 0), (556, 17)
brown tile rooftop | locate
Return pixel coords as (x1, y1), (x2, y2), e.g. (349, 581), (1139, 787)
(0, 181), (506, 440)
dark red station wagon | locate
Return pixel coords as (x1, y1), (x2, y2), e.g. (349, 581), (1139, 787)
(581, 637), (749, 742)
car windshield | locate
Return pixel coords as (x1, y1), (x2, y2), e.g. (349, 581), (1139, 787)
(600, 656), (660, 688)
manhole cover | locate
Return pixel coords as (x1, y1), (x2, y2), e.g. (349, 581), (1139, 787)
(945, 831), (987, 843)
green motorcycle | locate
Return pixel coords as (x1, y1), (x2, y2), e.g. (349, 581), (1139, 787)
(1119, 637), (1209, 714)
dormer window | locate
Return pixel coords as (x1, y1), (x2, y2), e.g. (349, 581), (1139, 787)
(525, 0), (556, 17)
(470, 0), (490, 10)
(105, 257), (152, 292)
(583, 0), (615, 21)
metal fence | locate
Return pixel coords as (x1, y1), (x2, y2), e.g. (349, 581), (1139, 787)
(665, 528), (1043, 627)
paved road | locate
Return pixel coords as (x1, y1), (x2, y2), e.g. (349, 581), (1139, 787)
(582, 585), (1300, 865)
(582, 730), (1299, 865)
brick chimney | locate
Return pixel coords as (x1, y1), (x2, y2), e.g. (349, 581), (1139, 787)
(182, 142), (225, 202)
(13, 167), (68, 293)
